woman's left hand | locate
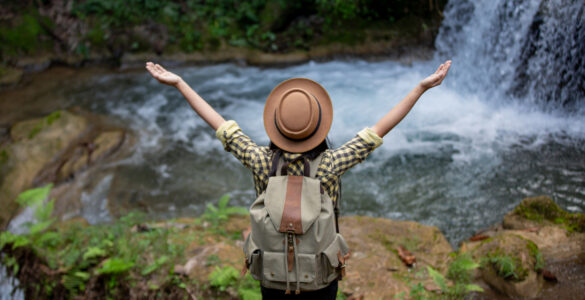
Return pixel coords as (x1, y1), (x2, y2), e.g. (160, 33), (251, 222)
(419, 60), (452, 90)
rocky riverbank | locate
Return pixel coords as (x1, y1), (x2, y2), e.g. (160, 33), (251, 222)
(1, 110), (584, 299)
(0, 0), (445, 89)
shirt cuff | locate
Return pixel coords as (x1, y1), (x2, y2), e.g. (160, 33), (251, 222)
(357, 128), (383, 149)
(215, 120), (240, 145)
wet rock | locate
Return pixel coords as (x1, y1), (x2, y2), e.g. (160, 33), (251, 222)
(0, 110), (132, 228)
(502, 196), (585, 260)
(0, 110), (87, 228)
(57, 130), (125, 181)
(465, 234), (544, 298)
(337, 216), (454, 299)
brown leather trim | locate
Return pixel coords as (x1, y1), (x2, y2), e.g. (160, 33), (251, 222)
(279, 176), (303, 234)
(337, 251), (350, 279)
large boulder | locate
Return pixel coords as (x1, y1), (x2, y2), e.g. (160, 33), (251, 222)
(0, 110), (130, 228)
(503, 196), (585, 260)
(337, 216), (454, 299)
(466, 234), (544, 298)
(0, 110), (87, 228)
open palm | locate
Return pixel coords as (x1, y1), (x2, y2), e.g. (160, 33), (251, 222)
(420, 60), (452, 90)
(146, 62), (182, 86)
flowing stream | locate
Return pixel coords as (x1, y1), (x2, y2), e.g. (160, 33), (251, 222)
(1, 0), (585, 296)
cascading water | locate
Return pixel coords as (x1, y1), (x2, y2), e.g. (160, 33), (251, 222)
(2, 2), (585, 296)
(435, 0), (585, 110)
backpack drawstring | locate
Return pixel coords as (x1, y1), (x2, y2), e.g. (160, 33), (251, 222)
(293, 233), (301, 294)
(284, 234), (291, 294)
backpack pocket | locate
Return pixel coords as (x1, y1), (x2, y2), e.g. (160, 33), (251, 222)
(249, 250), (263, 280)
(243, 235), (263, 280)
(262, 251), (316, 283)
(321, 234), (350, 283)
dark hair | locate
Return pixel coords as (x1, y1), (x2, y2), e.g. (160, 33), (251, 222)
(269, 137), (331, 160)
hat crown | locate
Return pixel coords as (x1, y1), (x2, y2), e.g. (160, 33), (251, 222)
(264, 78), (332, 153)
(276, 88), (320, 140)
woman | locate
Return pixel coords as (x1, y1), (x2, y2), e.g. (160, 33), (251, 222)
(146, 60), (451, 298)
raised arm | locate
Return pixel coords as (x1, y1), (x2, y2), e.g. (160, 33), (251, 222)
(371, 60), (451, 138)
(146, 62), (226, 130)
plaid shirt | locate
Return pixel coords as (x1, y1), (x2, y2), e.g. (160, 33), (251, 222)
(216, 120), (383, 203)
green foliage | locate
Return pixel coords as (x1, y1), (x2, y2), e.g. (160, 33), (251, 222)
(96, 258), (135, 275)
(141, 255), (169, 276)
(203, 194), (248, 230)
(209, 266), (239, 291)
(1, 187), (194, 298)
(481, 255), (519, 280)
(15, 183), (56, 233)
(209, 266), (261, 300)
(0, 13), (50, 57)
(402, 253), (483, 300)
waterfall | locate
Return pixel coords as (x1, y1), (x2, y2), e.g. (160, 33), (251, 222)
(435, 0), (585, 110)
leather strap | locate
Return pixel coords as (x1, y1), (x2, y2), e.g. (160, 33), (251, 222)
(279, 176), (303, 234)
(269, 150), (282, 177)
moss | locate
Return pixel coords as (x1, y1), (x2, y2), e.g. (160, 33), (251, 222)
(513, 196), (585, 233)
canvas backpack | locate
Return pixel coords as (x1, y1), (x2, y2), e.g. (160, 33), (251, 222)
(243, 150), (350, 294)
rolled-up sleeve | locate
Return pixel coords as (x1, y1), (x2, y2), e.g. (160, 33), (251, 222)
(328, 128), (382, 176)
(215, 120), (270, 178)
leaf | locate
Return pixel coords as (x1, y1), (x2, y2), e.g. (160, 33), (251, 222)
(74, 271), (90, 281)
(83, 247), (107, 260)
(209, 266), (239, 291)
(218, 194), (230, 210)
(224, 206), (249, 215)
(29, 219), (55, 234)
(35, 198), (55, 222)
(465, 284), (484, 292)
(36, 231), (60, 246)
(427, 266), (447, 291)
(96, 258), (134, 275)
(11, 235), (31, 249)
(454, 255), (480, 270)
(206, 203), (218, 214)
(141, 255), (169, 276)
(16, 184), (52, 207)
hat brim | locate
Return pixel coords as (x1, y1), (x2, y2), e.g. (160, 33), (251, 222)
(264, 78), (333, 153)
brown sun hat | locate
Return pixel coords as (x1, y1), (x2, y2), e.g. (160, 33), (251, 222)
(263, 78), (333, 153)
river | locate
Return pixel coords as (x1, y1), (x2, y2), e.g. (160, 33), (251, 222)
(2, 0), (584, 298)
(1, 0), (583, 247)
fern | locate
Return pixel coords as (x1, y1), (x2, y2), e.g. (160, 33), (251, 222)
(203, 194), (248, 229)
(96, 258), (135, 275)
(209, 266), (239, 291)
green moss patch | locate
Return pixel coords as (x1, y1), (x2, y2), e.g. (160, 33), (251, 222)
(513, 196), (585, 233)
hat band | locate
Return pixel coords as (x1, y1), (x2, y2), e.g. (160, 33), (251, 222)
(274, 94), (322, 142)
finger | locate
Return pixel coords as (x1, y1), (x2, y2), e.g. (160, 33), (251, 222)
(435, 63), (444, 75)
(155, 64), (167, 73)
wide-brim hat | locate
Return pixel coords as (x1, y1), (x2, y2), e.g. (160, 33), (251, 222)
(263, 78), (333, 153)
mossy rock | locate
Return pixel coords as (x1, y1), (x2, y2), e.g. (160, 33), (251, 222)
(472, 233), (543, 298)
(504, 196), (585, 233)
(0, 110), (88, 228)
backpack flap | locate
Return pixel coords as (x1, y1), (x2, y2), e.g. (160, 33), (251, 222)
(265, 175), (322, 235)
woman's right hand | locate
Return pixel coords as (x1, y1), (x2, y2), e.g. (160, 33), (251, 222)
(146, 62), (183, 87)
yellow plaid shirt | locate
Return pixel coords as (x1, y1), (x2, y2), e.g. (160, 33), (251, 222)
(216, 120), (383, 203)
